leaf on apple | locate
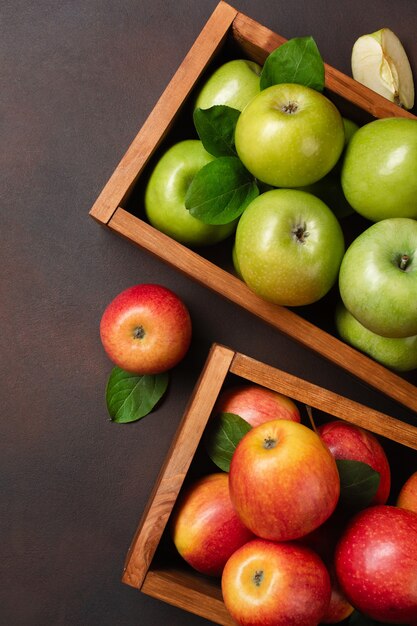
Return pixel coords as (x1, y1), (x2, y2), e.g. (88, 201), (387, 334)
(260, 36), (325, 92)
(336, 459), (380, 509)
(106, 366), (169, 423)
(204, 412), (252, 472)
(193, 105), (240, 157)
(185, 156), (259, 225)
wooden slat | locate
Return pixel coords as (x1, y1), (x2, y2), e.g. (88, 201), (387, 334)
(122, 344), (235, 589)
(232, 12), (416, 121)
(109, 207), (417, 416)
(230, 352), (417, 449)
(141, 567), (234, 626)
(89, 1), (238, 224)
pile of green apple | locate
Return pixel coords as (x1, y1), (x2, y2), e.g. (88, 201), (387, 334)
(143, 36), (417, 372)
(169, 384), (417, 625)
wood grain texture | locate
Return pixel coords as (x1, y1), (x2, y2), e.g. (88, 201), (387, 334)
(109, 207), (417, 416)
(141, 567), (234, 626)
(122, 344), (234, 589)
(89, 1), (238, 224)
(125, 344), (417, 625)
(231, 11), (416, 120)
(230, 352), (417, 449)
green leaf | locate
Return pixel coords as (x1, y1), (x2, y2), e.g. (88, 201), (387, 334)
(185, 156), (259, 225)
(106, 367), (169, 423)
(193, 105), (240, 157)
(336, 459), (380, 509)
(260, 36), (325, 92)
(204, 412), (252, 472)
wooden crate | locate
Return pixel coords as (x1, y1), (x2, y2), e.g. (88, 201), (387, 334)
(89, 1), (417, 414)
(122, 343), (417, 625)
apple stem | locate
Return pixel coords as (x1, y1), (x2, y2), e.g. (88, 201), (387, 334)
(281, 101), (298, 114)
(399, 254), (410, 271)
(292, 224), (309, 244)
(253, 570), (264, 587)
(263, 437), (277, 449)
(133, 325), (145, 339)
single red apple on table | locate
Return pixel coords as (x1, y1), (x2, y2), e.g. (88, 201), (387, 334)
(221, 538), (331, 626)
(318, 420), (391, 504)
(397, 471), (417, 513)
(335, 505), (417, 623)
(170, 473), (253, 577)
(100, 284), (192, 375)
(214, 383), (300, 426)
(229, 419), (340, 541)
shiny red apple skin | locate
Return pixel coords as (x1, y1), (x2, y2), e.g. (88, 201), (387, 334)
(170, 473), (253, 577)
(229, 420), (340, 541)
(301, 521), (354, 624)
(221, 538), (331, 626)
(335, 505), (417, 623)
(100, 284), (192, 375)
(215, 384), (300, 427)
(318, 420), (391, 504)
(397, 471), (417, 513)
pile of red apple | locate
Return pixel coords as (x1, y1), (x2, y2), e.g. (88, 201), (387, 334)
(170, 384), (417, 625)
(143, 46), (417, 373)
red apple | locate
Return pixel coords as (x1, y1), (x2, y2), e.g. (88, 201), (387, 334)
(170, 473), (253, 577)
(335, 505), (417, 623)
(214, 383), (300, 427)
(397, 471), (417, 513)
(301, 520), (354, 624)
(318, 420), (391, 504)
(100, 283), (192, 374)
(221, 538), (331, 626)
(229, 420), (340, 541)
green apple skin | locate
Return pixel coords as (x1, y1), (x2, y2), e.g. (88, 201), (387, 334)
(341, 117), (417, 221)
(342, 117), (359, 145)
(296, 118), (359, 220)
(145, 140), (236, 247)
(335, 301), (417, 372)
(339, 218), (417, 338)
(234, 189), (345, 306)
(194, 59), (261, 111)
(234, 83), (345, 188)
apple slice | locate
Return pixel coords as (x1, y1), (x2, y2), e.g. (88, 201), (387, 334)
(351, 28), (414, 109)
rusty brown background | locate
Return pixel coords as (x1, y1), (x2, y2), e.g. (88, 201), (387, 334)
(2, 1), (417, 624)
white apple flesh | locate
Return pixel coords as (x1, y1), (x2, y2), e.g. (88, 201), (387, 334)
(352, 28), (414, 109)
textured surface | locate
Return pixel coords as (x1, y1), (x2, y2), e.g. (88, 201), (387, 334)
(1, 1), (417, 625)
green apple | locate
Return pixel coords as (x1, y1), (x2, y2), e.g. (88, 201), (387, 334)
(194, 59), (261, 111)
(234, 189), (345, 306)
(297, 118), (359, 220)
(341, 117), (417, 221)
(335, 301), (417, 372)
(234, 83), (345, 188)
(339, 217), (417, 338)
(342, 117), (360, 144)
(144, 140), (236, 246)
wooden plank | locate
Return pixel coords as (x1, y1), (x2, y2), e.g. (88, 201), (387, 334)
(89, 1), (238, 224)
(109, 207), (417, 416)
(232, 12), (416, 121)
(122, 344), (235, 589)
(141, 567), (234, 626)
(230, 352), (417, 449)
